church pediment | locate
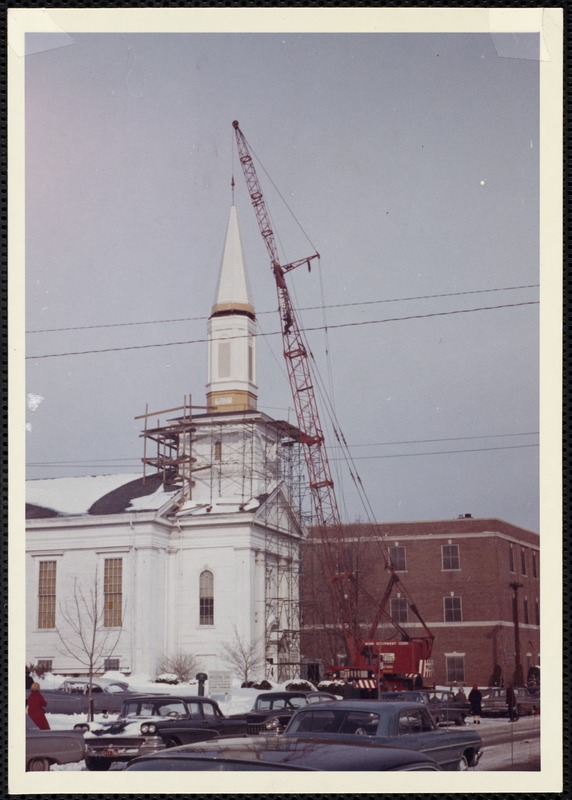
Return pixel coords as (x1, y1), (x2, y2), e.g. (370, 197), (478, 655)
(253, 482), (304, 537)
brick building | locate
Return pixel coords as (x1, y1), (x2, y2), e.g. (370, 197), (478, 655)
(300, 516), (540, 688)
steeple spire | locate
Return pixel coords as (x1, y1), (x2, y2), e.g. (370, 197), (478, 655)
(206, 205), (258, 413)
(211, 205), (255, 319)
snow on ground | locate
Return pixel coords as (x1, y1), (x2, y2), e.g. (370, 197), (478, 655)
(36, 670), (311, 722)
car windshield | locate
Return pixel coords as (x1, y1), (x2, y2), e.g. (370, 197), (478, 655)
(122, 700), (188, 718)
(256, 697), (290, 711)
(105, 684), (126, 694)
(288, 709), (380, 736)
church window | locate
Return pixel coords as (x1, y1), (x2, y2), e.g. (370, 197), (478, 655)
(104, 558), (123, 628)
(214, 441), (222, 461)
(200, 570), (214, 625)
(38, 561), (56, 629)
(218, 342), (231, 378)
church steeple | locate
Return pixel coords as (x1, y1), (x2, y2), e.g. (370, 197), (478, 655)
(206, 204), (258, 413)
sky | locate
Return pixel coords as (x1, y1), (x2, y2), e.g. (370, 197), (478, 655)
(23, 27), (543, 532)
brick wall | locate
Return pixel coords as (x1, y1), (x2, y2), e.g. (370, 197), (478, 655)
(300, 518), (540, 687)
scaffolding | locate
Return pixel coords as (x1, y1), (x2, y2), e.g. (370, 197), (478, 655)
(136, 399), (308, 681)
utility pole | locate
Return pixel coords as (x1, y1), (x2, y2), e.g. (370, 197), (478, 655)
(509, 582), (524, 686)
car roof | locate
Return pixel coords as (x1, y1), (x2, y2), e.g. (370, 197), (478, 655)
(258, 690), (318, 698)
(59, 677), (130, 687)
(127, 735), (440, 770)
(292, 700), (429, 712)
(121, 694), (211, 702)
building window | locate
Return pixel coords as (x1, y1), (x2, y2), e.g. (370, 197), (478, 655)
(104, 558), (123, 628)
(445, 654), (465, 683)
(521, 548), (527, 575)
(248, 338), (254, 382)
(509, 544), (515, 573)
(532, 551), (538, 579)
(214, 440), (222, 461)
(443, 596), (462, 622)
(389, 546), (406, 571)
(218, 341), (231, 378)
(104, 658), (120, 672)
(200, 570), (214, 625)
(38, 561), (57, 629)
(535, 598), (540, 626)
(37, 659), (53, 673)
(523, 597), (529, 625)
(442, 544), (460, 571)
(390, 597), (408, 624)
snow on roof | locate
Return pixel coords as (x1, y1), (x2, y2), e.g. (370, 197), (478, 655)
(26, 473), (179, 517)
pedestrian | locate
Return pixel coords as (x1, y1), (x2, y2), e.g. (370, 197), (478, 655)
(25, 668), (34, 691)
(455, 685), (467, 703)
(468, 684), (482, 724)
(506, 683), (518, 721)
(26, 682), (50, 729)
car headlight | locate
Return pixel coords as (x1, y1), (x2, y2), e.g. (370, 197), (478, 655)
(265, 717), (281, 730)
(73, 723), (90, 732)
(140, 722), (157, 734)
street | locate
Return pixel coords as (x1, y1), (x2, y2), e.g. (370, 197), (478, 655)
(466, 715), (541, 771)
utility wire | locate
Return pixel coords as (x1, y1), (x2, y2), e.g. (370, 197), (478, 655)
(26, 284), (539, 334)
(26, 300), (539, 360)
(26, 431), (538, 468)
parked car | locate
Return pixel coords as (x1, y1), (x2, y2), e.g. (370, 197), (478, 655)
(480, 687), (540, 717)
(378, 690), (470, 726)
(26, 716), (86, 771)
(246, 691), (339, 734)
(26, 677), (140, 715)
(283, 700), (482, 771)
(80, 695), (249, 770)
(124, 736), (442, 771)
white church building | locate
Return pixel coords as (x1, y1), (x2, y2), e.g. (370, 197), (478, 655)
(26, 204), (305, 682)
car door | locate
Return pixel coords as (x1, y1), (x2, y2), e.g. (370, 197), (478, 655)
(92, 684), (129, 713)
(396, 709), (456, 768)
(47, 684), (88, 715)
(199, 701), (227, 734)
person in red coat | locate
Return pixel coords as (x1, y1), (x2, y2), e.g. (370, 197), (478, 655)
(27, 682), (50, 729)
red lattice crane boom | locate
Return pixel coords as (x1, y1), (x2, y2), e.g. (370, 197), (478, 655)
(232, 121), (433, 680)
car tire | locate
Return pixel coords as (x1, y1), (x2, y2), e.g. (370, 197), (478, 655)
(457, 755), (470, 771)
(27, 757), (50, 771)
(85, 757), (111, 771)
(454, 716), (464, 726)
(164, 737), (181, 748)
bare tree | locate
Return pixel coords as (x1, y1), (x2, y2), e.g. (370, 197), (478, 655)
(57, 569), (124, 721)
(157, 652), (199, 683)
(220, 626), (265, 685)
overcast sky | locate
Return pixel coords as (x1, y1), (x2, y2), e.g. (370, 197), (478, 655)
(24, 29), (542, 531)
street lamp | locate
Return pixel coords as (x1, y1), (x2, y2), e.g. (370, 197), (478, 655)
(509, 582), (524, 686)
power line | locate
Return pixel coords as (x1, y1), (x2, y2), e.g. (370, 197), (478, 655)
(26, 430), (539, 465)
(26, 442), (538, 473)
(26, 284), (539, 334)
(338, 443), (538, 460)
(26, 300), (539, 360)
(27, 434), (539, 470)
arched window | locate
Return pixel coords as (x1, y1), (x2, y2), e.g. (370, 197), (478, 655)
(199, 570), (214, 625)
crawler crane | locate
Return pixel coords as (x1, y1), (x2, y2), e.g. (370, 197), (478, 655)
(232, 120), (434, 691)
